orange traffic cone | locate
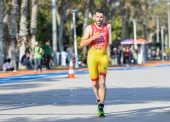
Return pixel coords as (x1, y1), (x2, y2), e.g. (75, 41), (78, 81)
(68, 58), (75, 78)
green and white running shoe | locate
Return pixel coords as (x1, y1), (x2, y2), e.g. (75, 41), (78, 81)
(96, 105), (106, 117)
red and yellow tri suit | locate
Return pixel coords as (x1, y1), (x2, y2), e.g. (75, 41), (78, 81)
(87, 23), (109, 82)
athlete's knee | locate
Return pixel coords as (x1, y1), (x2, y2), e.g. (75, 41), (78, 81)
(99, 75), (106, 86)
(99, 80), (106, 88)
(92, 81), (99, 86)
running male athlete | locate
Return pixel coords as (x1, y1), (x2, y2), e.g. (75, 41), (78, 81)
(80, 9), (110, 117)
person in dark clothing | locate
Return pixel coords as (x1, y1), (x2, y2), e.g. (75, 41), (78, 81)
(44, 42), (52, 69)
(21, 51), (33, 70)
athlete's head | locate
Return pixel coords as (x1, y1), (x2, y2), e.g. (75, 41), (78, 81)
(94, 9), (105, 27)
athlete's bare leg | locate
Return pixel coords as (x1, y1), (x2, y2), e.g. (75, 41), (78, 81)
(92, 81), (100, 101)
(98, 75), (106, 104)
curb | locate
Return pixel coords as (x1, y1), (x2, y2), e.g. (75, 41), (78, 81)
(0, 61), (170, 78)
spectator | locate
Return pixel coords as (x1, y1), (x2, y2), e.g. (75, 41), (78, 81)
(129, 45), (135, 64)
(117, 46), (123, 65)
(133, 49), (138, 65)
(3, 58), (14, 72)
(123, 47), (130, 64)
(113, 47), (118, 65)
(33, 42), (43, 73)
(65, 44), (74, 64)
(44, 41), (52, 69)
(61, 51), (68, 66)
(21, 51), (33, 70)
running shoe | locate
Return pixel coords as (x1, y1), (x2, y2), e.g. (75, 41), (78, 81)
(96, 105), (106, 117)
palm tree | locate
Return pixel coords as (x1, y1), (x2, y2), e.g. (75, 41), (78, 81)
(56, 0), (71, 52)
(82, 0), (90, 60)
(18, 0), (28, 69)
(120, 0), (133, 40)
(82, 0), (90, 31)
(0, 0), (4, 70)
(30, 0), (38, 49)
(8, 0), (19, 70)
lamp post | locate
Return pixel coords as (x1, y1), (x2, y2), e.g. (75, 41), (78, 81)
(52, 0), (57, 65)
(108, 24), (112, 59)
(131, 19), (138, 49)
(0, 0), (4, 70)
(161, 26), (165, 61)
(71, 9), (79, 68)
(167, 1), (170, 48)
(156, 16), (160, 43)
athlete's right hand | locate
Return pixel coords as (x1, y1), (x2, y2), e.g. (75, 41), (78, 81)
(91, 32), (101, 41)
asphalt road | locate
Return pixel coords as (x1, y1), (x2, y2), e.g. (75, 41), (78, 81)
(0, 65), (170, 122)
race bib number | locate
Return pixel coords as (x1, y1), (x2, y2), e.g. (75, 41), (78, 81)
(94, 37), (104, 48)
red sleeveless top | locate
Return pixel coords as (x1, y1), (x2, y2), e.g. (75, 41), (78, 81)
(90, 23), (109, 50)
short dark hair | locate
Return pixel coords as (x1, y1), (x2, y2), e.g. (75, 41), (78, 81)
(95, 9), (105, 15)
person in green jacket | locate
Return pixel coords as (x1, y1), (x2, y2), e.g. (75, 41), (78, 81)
(44, 42), (52, 69)
(33, 42), (43, 73)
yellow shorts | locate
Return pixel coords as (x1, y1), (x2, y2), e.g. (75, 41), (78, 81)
(87, 51), (108, 82)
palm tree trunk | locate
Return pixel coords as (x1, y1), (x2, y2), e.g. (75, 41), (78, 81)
(57, 0), (70, 52)
(143, 23), (148, 41)
(82, 0), (90, 31)
(58, 17), (64, 52)
(18, 0), (28, 69)
(0, 0), (4, 70)
(30, 0), (38, 49)
(82, 0), (90, 62)
(8, 0), (19, 70)
(121, 16), (127, 40)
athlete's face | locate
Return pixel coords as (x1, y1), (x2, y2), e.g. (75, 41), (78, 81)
(94, 12), (104, 27)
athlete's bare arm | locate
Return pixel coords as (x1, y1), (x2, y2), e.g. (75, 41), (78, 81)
(80, 25), (101, 47)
